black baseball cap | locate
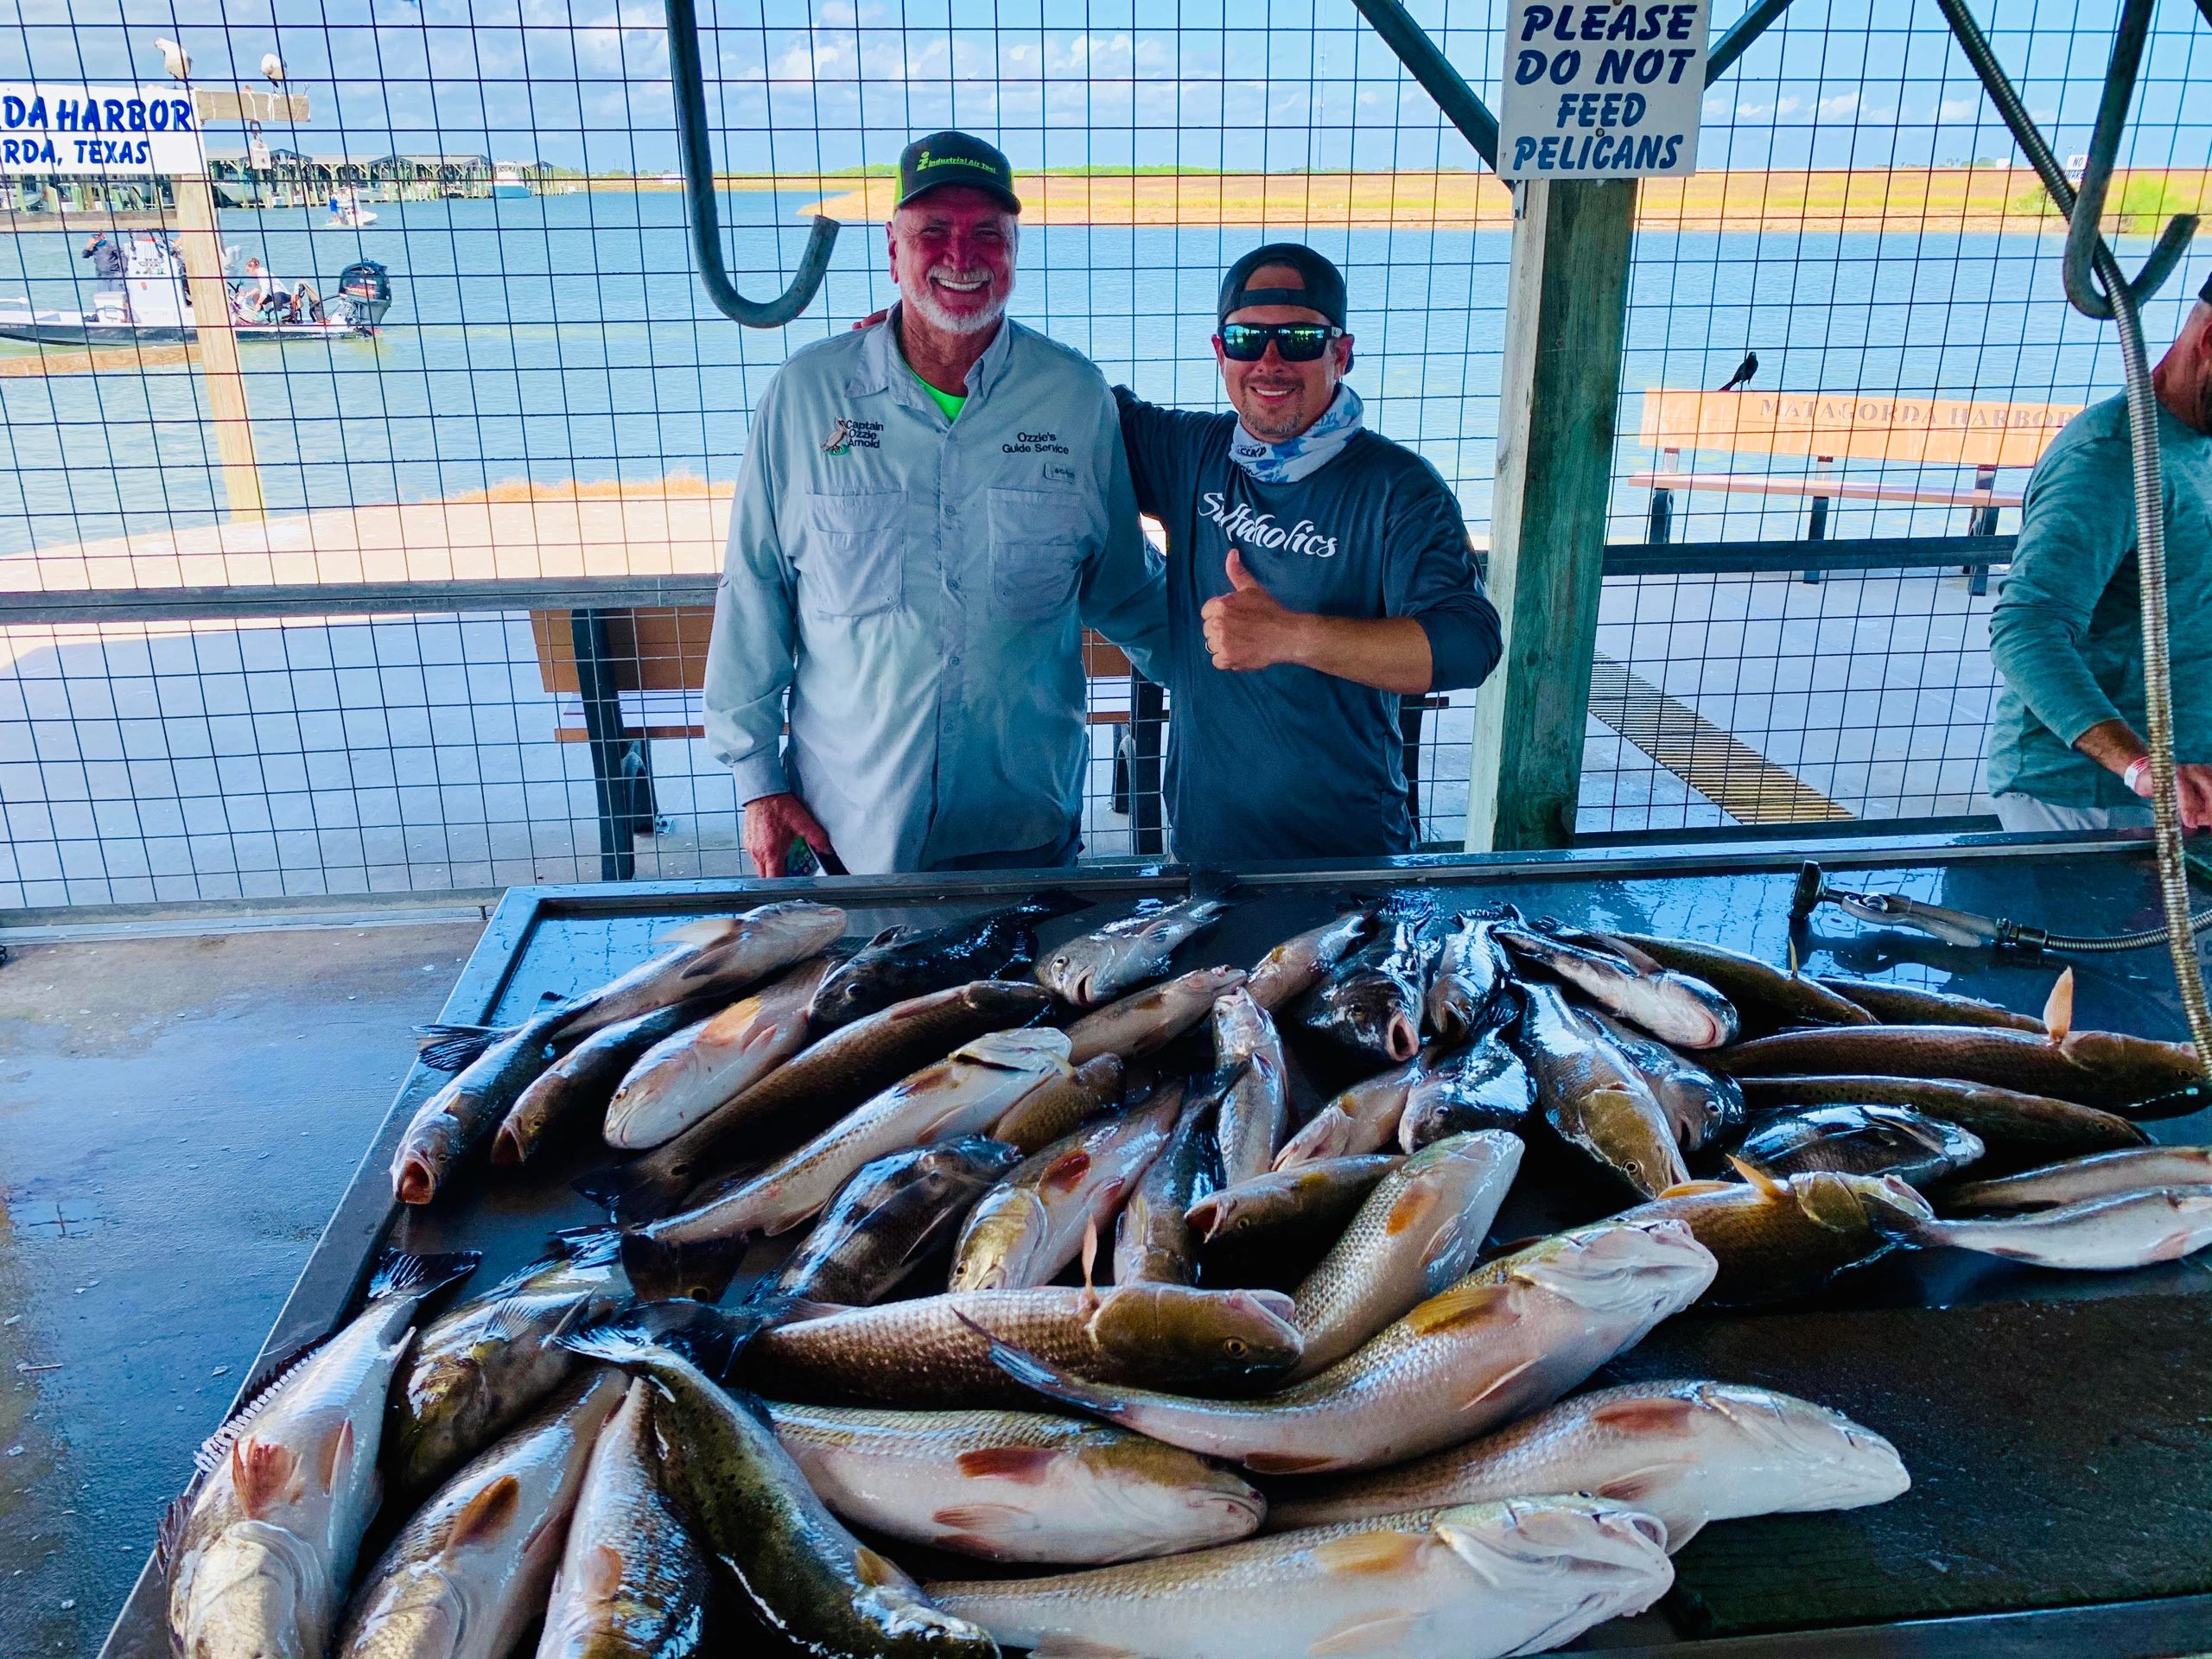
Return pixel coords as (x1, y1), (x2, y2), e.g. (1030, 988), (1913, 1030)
(1218, 243), (1348, 329)
(897, 131), (1021, 215)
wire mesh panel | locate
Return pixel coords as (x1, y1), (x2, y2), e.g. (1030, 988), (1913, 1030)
(0, 0), (2206, 904)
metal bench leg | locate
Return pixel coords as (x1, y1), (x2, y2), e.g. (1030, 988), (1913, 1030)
(1131, 673), (1166, 859)
(1646, 485), (1673, 546)
(1967, 463), (1998, 595)
(570, 607), (645, 881)
(1400, 698), (1426, 843)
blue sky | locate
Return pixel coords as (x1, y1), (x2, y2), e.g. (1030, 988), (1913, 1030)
(3, 0), (2206, 175)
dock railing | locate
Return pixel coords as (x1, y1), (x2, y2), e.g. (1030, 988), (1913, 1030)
(0, 527), (2008, 908)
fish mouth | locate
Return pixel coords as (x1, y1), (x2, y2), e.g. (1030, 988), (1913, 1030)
(489, 1124), (524, 1166)
(1384, 1011), (1421, 1063)
(396, 1152), (438, 1206)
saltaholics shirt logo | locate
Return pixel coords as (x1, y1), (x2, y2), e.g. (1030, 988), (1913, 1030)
(1199, 491), (1340, 558)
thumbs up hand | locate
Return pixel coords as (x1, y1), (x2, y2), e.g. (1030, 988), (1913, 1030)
(1202, 548), (1311, 672)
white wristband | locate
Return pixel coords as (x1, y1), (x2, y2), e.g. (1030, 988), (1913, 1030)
(2124, 756), (2153, 797)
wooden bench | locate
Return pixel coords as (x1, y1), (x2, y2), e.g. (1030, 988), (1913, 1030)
(1630, 388), (2078, 591)
(528, 605), (1165, 877)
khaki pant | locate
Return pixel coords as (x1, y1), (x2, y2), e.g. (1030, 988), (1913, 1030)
(1992, 793), (2154, 834)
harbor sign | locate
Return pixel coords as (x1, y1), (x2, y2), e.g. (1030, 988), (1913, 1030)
(1497, 0), (1712, 180)
(0, 83), (205, 175)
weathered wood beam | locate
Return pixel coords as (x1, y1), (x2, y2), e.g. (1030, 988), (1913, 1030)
(1465, 176), (1638, 851)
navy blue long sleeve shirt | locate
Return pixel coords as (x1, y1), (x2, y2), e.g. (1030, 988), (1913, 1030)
(1116, 388), (1502, 864)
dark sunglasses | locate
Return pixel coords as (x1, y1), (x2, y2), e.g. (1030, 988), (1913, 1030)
(1218, 321), (1344, 362)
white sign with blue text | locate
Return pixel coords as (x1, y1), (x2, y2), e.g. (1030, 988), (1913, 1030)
(1496, 0), (1710, 180)
(0, 83), (206, 177)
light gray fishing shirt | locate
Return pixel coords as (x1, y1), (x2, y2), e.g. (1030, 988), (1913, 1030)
(703, 311), (1169, 873)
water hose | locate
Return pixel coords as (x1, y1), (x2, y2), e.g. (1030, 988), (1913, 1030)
(1933, 0), (2212, 1064)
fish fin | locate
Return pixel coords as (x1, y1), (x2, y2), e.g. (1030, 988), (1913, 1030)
(618, 1224), (747, 1304)
(314, 1418), (354, 1495)
(550, 1226), (625, 1268)
(1662, 1514), (1705, 1551)
(1462, 1356), (1540, 1412)
(853, 1545), (916, 1590)
(186, 1337), (333, 1478)
(1727, 1155), (1789, 1200)
(1080, 1217), (1102, 1313)
(1593, 1463), (1689, 1503)
(955, 1446), (1062, 1484)
(956, 1312), (1129, 1420)
(446, 1474), (522, 1553)
(1041, 1148), (1095, 1194)
(1658, 1179), (1732, 1198)
(1384, 1178), (1441, 1237)
(2044, 967), (2075, 1046)
(562, 1300), (772, 1380)
(1405, 1281), (1514, 1338)
(1313, 1532), (1425, 1577)
(1244, 1451), (1338, 1476)
(585, 1542), (626, 1599)
(1308, 1611), (1421, 1656)
(930, 1502), (1033, 1535)
(1787, 938), (1801, 977)
(232, 1438), (302, 1519)
(155, 1491), (194, 1576)
(656, 918), (737, 949)
(366, 1247), (482, 1304)
(1586, 1396), (1703, 1436)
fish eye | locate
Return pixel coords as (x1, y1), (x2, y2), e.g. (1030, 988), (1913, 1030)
(1223, 1337), (1249, 1357)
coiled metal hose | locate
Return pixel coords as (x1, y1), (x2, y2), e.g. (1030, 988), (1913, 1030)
(1936, 0), (2212, 1062)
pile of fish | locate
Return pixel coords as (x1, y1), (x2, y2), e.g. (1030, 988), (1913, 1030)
(163, 886), (2212, 1659)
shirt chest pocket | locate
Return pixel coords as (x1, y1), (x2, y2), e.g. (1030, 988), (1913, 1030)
(798, 488), (906, 619)
(987, 486), (1086, 622)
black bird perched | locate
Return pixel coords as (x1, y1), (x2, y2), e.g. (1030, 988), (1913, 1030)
(1718, 351), (1759, 392)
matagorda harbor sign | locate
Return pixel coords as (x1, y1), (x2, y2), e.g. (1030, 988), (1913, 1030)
(1497, 0), (1712, 180)
(0, 84), (206, 175)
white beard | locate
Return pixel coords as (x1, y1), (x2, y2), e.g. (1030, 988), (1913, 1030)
(903, 271), (1009, 336)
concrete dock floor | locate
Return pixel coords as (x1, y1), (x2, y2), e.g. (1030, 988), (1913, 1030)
(0, 918), (481, 1656)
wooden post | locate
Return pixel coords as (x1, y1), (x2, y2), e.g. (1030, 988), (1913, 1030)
(169, 169), (264, 520)
(1464, 176), (1637, 851)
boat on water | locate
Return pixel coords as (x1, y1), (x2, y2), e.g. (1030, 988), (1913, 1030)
(321, 189), (378, 228)
(0, 241), (392, 346)
(493, 168), (531, 199)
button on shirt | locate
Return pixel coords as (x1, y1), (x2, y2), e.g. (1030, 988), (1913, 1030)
(1116, 391), (1502, 864)
(1988, 393), (2212, 807)
(704, 313), (1170, 874)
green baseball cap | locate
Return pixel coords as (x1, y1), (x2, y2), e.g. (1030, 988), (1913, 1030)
(897, 130), (1021, 215)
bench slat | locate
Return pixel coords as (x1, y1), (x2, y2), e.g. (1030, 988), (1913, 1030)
(1630, 470), (2021, 508)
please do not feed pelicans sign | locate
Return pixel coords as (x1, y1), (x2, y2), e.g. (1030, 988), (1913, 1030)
(1497, 0), (1712, 180)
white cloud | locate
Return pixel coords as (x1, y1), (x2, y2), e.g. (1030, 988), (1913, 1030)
(1817, 92), (1860, 118)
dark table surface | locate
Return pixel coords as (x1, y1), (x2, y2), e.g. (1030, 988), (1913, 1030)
(101, 834), (2212, 1659)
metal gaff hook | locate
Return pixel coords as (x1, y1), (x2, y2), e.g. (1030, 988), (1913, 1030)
(2061, 0), (2198, 321)
(664, 0), (839, 327)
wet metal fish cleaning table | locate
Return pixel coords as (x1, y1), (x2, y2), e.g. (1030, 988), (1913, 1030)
(99, 831), (2212, 1659)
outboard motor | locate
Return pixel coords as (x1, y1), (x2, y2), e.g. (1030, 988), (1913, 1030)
(333, 260), (392, 334)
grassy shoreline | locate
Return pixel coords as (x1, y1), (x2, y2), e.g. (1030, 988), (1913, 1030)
(738, 167), (2209, 233)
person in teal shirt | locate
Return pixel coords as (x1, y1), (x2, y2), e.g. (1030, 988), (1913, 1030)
(1986, 270), (2212, 833)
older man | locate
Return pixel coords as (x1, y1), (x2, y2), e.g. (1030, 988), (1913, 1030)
(704, 131), (1167, 875)
(1113, 244), (1502, 864)
(1987, 270), (2212, 833)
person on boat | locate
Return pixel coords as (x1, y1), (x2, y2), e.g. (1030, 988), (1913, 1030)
(1109, 244), (1503, 863)
(702, 130), (1168, 877)
(81, 233), (125, 281)
(1987, 267), (2212, 833)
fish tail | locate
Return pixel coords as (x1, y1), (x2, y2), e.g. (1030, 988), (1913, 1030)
(1186, 867), (1243, 905)
(619, 1224), (747, 1304)
(413, 1022), (514, 1072)
(572, 1154), (696, 1222)
(560, 1300), (774, 1384)
(365, 1248), (481, 1304)
(1022, 887), (1095, 922)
